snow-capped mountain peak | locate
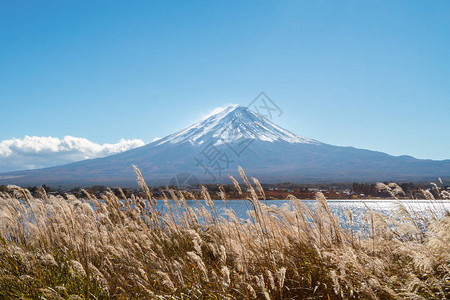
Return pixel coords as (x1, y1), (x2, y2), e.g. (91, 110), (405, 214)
(2, 105), (449, 187)
(157, 105), (319, 146)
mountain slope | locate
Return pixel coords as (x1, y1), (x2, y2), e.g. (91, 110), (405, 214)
(1, 105), (449, 186)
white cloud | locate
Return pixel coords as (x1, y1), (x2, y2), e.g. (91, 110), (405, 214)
(0, 136), (145, 172)
(152, 137), (162, 142)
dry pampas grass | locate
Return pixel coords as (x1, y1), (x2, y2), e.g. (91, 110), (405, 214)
(0, 166), (448, 299)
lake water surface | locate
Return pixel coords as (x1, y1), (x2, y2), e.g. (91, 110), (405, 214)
(156, 199), (450, 225)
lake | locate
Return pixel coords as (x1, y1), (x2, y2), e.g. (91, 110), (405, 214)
(155, 199), (450, 226)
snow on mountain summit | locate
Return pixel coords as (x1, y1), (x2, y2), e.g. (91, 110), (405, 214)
(157, 105), (319, 146)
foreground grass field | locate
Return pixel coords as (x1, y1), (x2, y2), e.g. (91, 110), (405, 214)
(0, 167), (449, 299)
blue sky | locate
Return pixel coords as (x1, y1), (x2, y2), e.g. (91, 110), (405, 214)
(0, 0), (449, 171)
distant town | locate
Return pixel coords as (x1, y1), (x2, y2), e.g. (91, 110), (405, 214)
(3, 181), (448, 200)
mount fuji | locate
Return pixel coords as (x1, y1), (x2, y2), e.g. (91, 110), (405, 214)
(1, 105), (449, 186)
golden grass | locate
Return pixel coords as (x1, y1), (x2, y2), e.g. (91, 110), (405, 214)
(0, 167), (448, 299)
